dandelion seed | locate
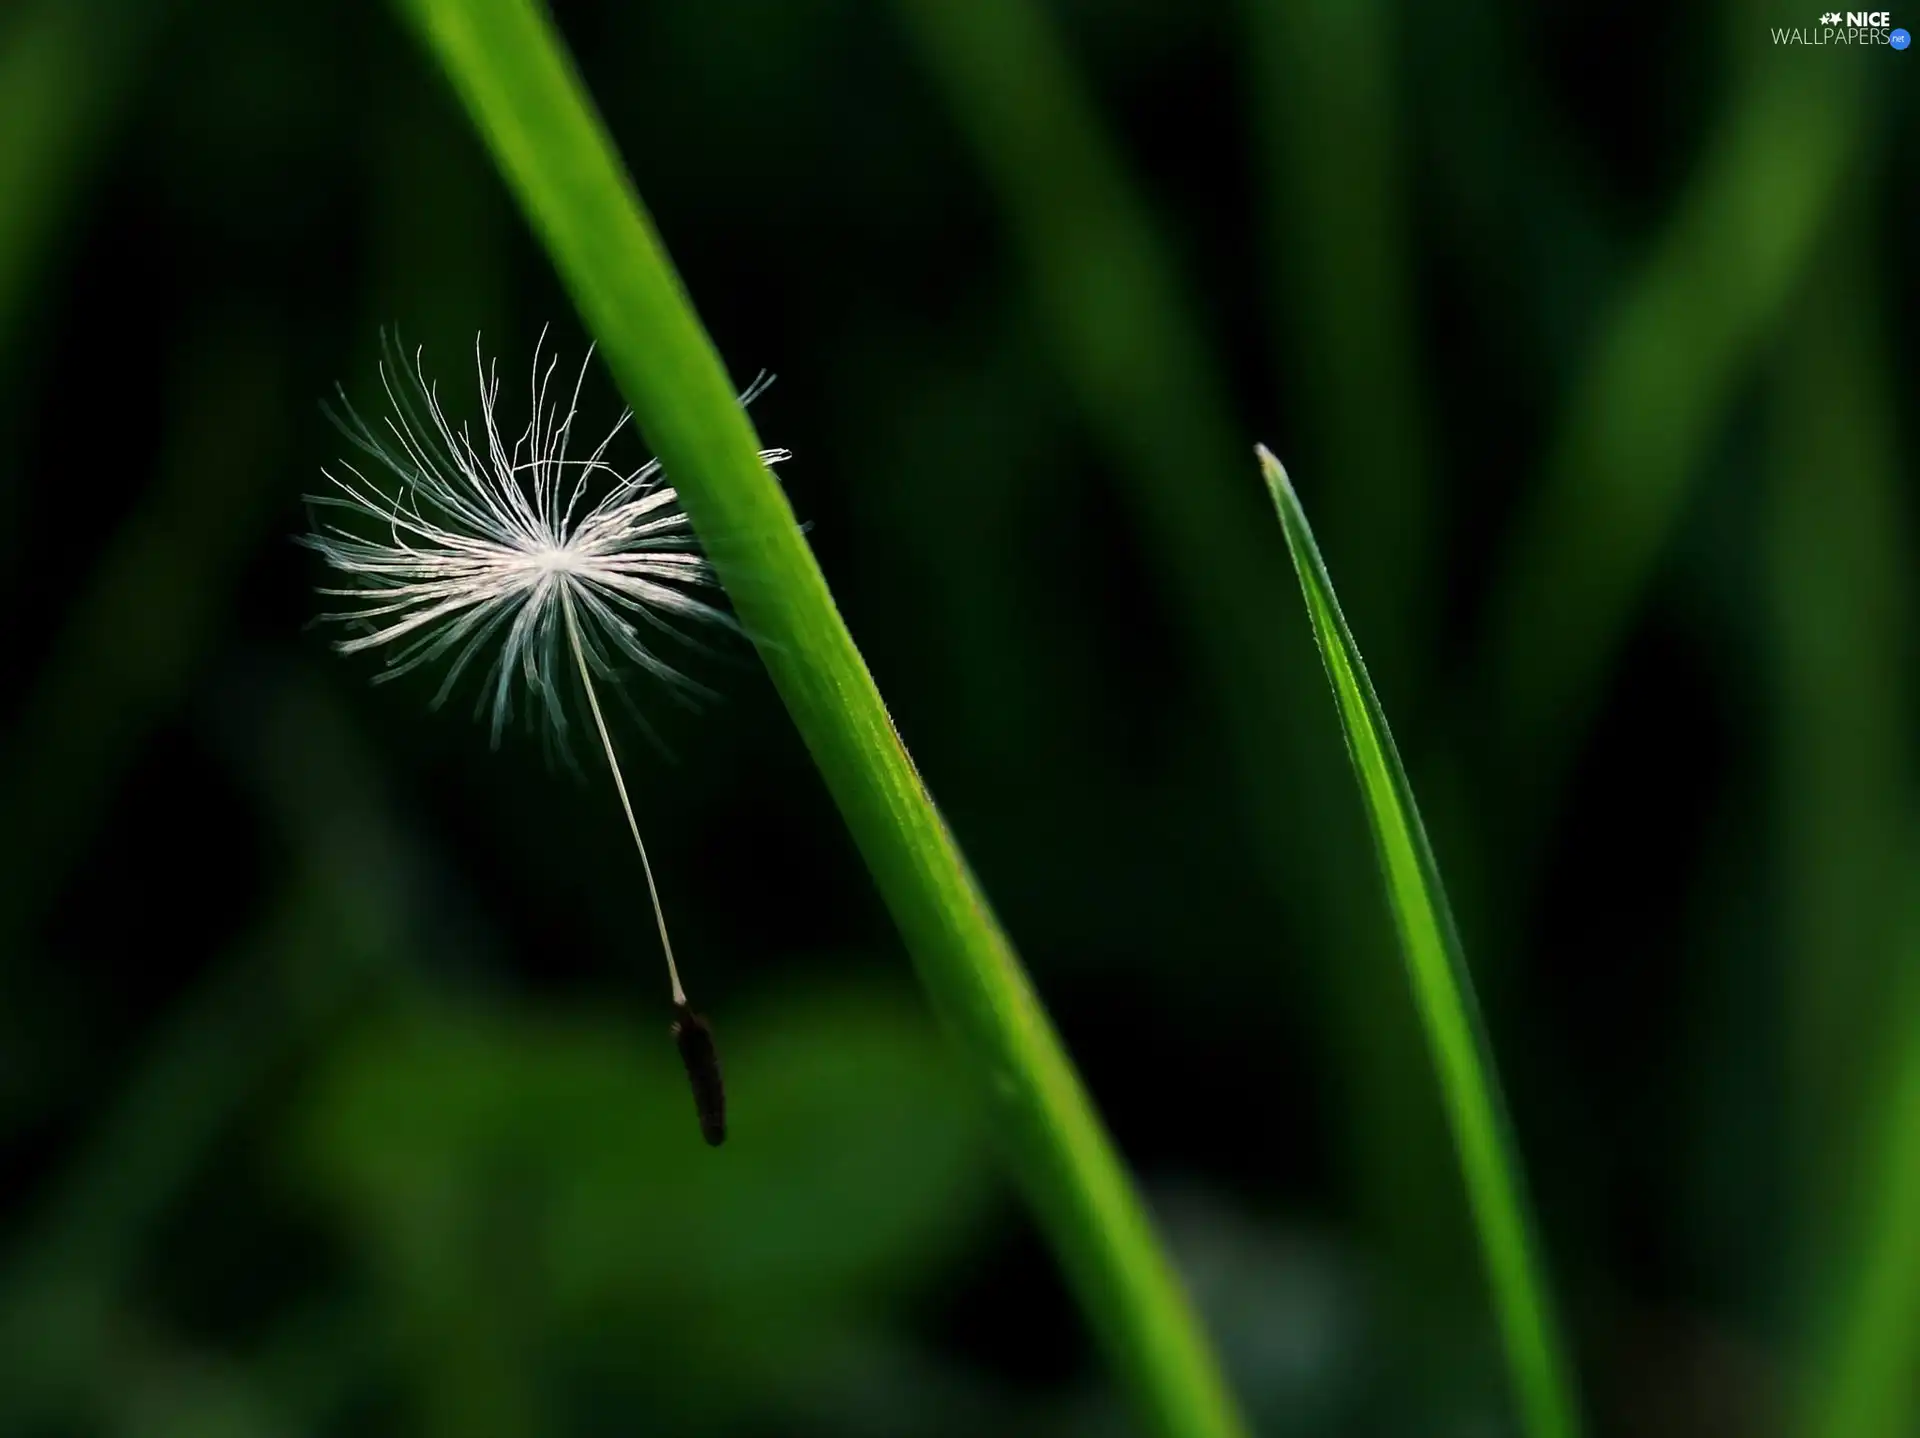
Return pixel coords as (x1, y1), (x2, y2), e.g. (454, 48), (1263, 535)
(302, 329), (784, 1146)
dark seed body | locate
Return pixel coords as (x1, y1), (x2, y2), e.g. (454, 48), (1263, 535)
(672, 1004), (726, 1146)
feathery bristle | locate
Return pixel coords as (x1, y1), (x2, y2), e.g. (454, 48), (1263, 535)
(301, 327), (788, 745)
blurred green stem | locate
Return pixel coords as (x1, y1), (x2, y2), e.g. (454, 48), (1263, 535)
(0, 0), (165, 362)
(1482, 54), (1864, 861)
(393, 3), (1248, 1435)
(1772, 187), (1918, 1438)
(0, 675), (421, 1428)
(0, 323), (284, 982)
(367, 26), (513, 369)
(1765, 197), (1909, 1228)
(1242, 0), (1434, 689)
(1800, 854), (1920, 1438)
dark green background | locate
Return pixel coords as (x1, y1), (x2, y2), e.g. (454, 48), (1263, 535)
(1, 0), (1913, 1433)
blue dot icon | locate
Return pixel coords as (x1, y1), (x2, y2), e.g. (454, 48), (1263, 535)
(1893, 26), (1913, 47)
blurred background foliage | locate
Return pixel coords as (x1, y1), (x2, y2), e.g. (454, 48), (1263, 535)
(0, 0), (1913, 1433)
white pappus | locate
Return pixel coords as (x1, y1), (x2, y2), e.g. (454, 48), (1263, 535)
(302, 330), (782, 1119)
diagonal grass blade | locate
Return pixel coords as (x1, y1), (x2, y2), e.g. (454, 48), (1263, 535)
(1258, 445), (1582, 1438)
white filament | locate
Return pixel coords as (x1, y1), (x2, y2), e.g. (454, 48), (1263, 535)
(561, 583), (684, 1005)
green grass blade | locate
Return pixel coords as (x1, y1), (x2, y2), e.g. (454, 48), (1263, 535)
(890, 0), (1469, 1300)
(1258, 446), (1581, 1438)
(390, 4), (1248, 1436)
